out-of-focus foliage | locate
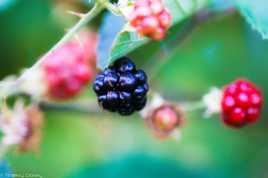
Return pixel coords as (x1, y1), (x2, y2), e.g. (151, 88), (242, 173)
(235, 0), (268, 39)
(0, 0), (18, 12)
(209, 0), (234, 11)
(0, 0), (63, 78)
(97, 0), (209, 69)
(1, 0), (268, 178)
(66, 154), (226, 178)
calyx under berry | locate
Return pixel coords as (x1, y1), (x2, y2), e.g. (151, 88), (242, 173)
(93, 57), (149, 116)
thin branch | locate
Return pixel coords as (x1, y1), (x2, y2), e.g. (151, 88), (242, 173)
(38, 95), (205, 115)
(0, 2), (105, 100)
(17, 3), (104, 85)
(174, 0), (187, 15)
(179, 100), (205, 112)
(0, 0), (108, 163)
(39, 100), (101, 114)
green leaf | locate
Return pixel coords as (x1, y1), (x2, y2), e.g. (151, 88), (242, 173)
(109, 32), (149, 62)
(97, 0), (209, 70)
(235, 0), (268, 39)
(0, 0), (18, 12)
(164, 0), (209, 24)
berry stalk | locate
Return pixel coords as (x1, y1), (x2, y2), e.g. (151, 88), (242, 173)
(17, 2), (104, 87)
(0, 0), (106, 100)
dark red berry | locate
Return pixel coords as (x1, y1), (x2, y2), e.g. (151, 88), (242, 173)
(246, 107), (260, 123)
(221, 79), (263, 128)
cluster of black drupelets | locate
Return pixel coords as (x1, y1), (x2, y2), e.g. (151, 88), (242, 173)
(93, 57), (149, 116)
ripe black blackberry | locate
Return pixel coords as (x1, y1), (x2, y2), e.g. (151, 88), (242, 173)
(93, 57), (149, 116)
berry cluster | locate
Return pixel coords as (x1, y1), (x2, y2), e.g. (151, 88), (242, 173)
(93, 57), (149, 116)
(129, 0), (172, 40)
(42, 31), (97, 100)
(146, 104), (184, 138)
(152, 106), (180, 132)
(221, 79), (263, 128)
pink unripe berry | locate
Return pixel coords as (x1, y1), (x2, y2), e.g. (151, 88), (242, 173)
(153, 106), (178, 132)
(130, 0), (172, 41)
(42, 30), (97, 100)
(146, 104), (184, 138)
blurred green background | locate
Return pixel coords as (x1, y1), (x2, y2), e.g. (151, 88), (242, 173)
(1, 0), (268, 178)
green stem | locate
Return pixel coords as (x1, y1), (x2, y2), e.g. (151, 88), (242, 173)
(39, 100), (100, 114)
(47, 4), (104, 58)
(180, 100), (205, 112)
(0, 2), (105, 101)
(174, 0), (187, 15)
(17, 2), (105, 86)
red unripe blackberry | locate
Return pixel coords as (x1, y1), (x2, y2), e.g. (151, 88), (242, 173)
(42, 30), (97, 100)
(221, 79), (263, 128)
(145, 104), (184, 139)
(153, 106), (179, 132)
(129, 0), (172, 40)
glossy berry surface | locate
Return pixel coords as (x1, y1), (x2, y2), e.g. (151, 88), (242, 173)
(221, 79), (263, 128)
(42, 31), (97, 100)
(129, 0), (172, 40)
(93, 57), (149, 116)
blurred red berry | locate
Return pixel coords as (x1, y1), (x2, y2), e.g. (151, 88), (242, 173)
(42, 30), (97, 100)
(154, 106), (178, 131)
(221, 79), (263, 128)
(76, 30), (98, 66)
(129, 0), (172, 40)
(146, 104), (184, 138)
